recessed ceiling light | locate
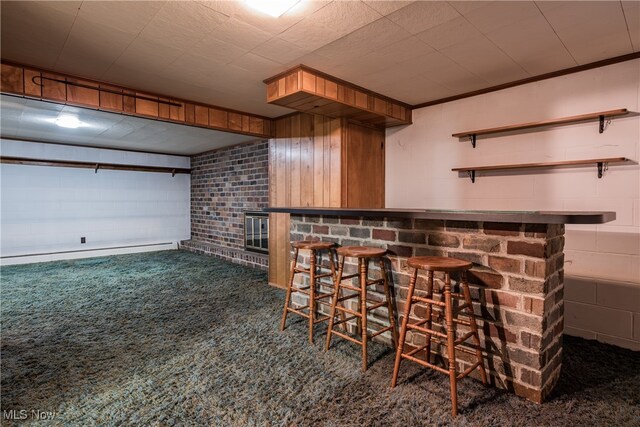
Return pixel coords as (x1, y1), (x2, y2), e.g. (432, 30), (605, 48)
(246, 0), (300, 17)
(52, 115), (85, 129)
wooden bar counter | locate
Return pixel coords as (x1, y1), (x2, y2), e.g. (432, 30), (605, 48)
(264, 207), (616, 404)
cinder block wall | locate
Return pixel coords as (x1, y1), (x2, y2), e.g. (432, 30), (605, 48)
(385, 60), (640, 350)
(182, 140), (269, 269)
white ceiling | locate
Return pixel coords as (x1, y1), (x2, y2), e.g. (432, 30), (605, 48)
(1, 1), (638, 117)
(0, 95), (255, 155)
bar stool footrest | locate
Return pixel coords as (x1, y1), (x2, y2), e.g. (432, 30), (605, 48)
(412, 295), (446, 307)
(401, 353), (449, 375)
(330, 330), (362, 345)
(457, 361), (482, 379)
(407, 323), (448, 339)
(370, 325), (393, 337)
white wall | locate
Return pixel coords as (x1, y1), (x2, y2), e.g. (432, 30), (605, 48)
(386, 59), (640, 350)
(1, 140), (190, 263)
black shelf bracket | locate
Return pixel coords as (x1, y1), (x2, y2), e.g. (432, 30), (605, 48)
(469, 134), (477, 148)
(94, 164), (99, 173)
(599, 115), (604, 133)
(597, 162), (608, 178)
(467, 170), (476, 183)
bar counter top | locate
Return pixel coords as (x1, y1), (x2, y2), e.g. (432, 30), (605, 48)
(264, 207), (615, 224)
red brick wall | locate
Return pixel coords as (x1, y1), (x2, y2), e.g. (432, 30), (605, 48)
(183, 140), (269, 268)
(289, 215), (565, 403)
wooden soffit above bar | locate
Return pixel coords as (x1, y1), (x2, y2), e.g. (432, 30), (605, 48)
(264, 65), (412, 128)
(0, 62), (272, 139)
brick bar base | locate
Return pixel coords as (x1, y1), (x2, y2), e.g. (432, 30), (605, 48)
(289, 215), (565, 403)
(180, 239), (268, 271)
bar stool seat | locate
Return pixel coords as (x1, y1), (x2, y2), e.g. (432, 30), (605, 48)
(337, 246), (387, 258)
(407, 256), (472, 272)
(281, 240), (337, 344)
(326, 246), (397, 371)
(392, 255), (487, 417)
(293, 240), (335, 251)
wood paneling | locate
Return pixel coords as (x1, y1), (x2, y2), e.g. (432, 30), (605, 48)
(268, 113), (343, 287)
(264, 65), (412, 128)
(267, 113), (386, 287)
(1, 61), (272, 139)
(342, 122), (385, 208)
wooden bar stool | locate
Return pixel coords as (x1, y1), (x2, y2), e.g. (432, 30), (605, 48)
(325, 246), (398, 371)
(281, 240), (337, 344)
(391, 256), (487, 417)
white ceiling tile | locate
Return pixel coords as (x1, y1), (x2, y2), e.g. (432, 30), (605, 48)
(386, 75), (452, 104)
(198, 0), (329, 36)
(252, 37), (311, 65)
(460, 1), (540, 34)
(1, 0), (636, 114)
(312, 17), (412, 60)
(189, 35), (247, 65)
(416, 15), (483, 50)
(440, 37), (529, 84)
(279, 20), (341, 51)
(310, 1), (383, 34)
(0, 1), (78, 68)
(387, 1), (460, 34)
(114, 38), (184, 71)
(207, 17), (273, 51)
(539, 1), (634, 64)
(363, 1), (415, 16)
(484, 14), (577, 74)
(138, 2), (228, 51)
(622, 1), (640, 51)
(56, 16), (137, 77)
(229, 53), (283, 77)
(77, 1), (164, 35)
(448, 1), (491, 15)
(416, 51), (488, 91)
(371, 36), (435, 65)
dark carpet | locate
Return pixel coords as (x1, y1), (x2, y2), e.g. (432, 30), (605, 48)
(1, 250), (638, 426)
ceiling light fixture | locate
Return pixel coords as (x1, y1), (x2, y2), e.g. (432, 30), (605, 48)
(246, 0), (300, 17)
(53, 115), (84, 129)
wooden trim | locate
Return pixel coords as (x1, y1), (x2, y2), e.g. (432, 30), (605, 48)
(1, 61), (273, 138)
(414, 52), (640, 109)
(0, 156), (190, 175)
(451, 157), (629, 172)
(265, 65), (412, 128)
(264, 64), (412, 109)
(452, 109), (629, 138)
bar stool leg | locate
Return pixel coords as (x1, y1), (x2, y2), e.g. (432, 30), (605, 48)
(380, 259), (398, 349)
(461, 271), (488, 385)
(308, 250), (317, 344)
(328, 250), (347, 331)
(281, 248), (299, 331)
(391, 267), (418, 387)
(325, 255), (345, 351)
(444, 272), (458, 417)
(424, 270), (434, 363)
(360, 258), (369, 372)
